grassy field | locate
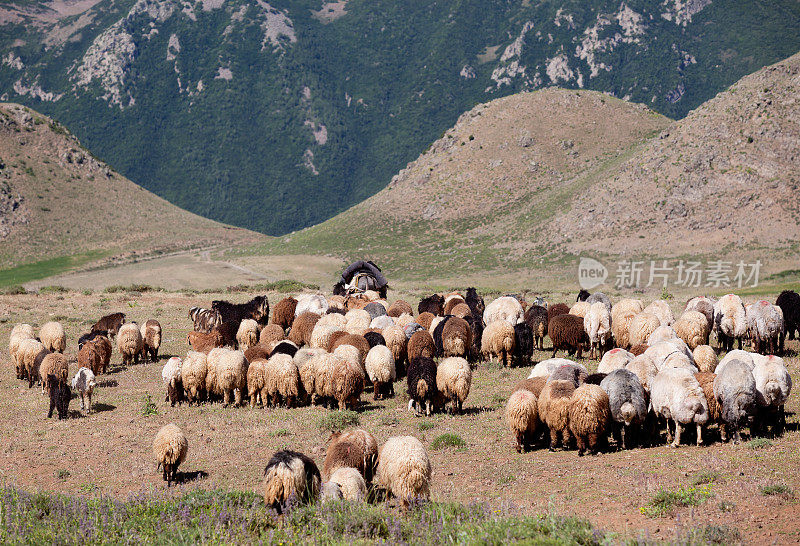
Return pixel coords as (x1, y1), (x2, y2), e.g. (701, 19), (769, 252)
(0, 288), (799, 544)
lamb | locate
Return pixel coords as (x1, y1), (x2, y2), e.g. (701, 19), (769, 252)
(713, 358), (757, 444)
(600, 369), (647, 449)
(39, 321), (66, 353)
(181, 351), (207, 404)
(153, 424), (188, 487)
(643, 300), (674, 326)
(288, 311), (320, 347)
(217, 350), (248, 407)
(524, 305), (548, 350)
(692, 345), (718, 373)
(537, 379), (576, 450)
(441, 316), (472, 359)
(626, 354), (658, 393)
(548, 314), (588, 359)
(713, 294), (747, 352)
(505, 389), (539, 452)
(775, 290), (800, 343)
(568, 384), (611, 456)
(91, 312), (125, 338)
(569, 301), (591, 318)
(18, 338), (48, 388)
(161, 356), (183, 406)
(745, 300), (783, 355)
(271, 297), (297, 330)
(187, 329), (224, 354)
(323, 429), (379, 481)
(597, 348), (635, 374)
(141, 319), (162, 362)
(650, 367), (709, 447)
(365, 345), (395, 400)
(481, 320), (515, 366)
(259, 323), (286, 346)
(264, 353), (301, 407)
(262, 450), (321, 514)
(46, 374), (70, 420)
(436, 357), (471, 414)
(407, 330), (435, 362)
(387, 300), (413, 317)
(583, 302), (611, 360)
(407, 356), (438, 416)
(527, 358), (585, 380)
(512, 323), (534, 366)
(71, 367), (96, 414)
(320, 482), (343, 502)
(465, 287), (485, 319)
(673, 311), (709, 350)
(328, 467), (367, 502)
(417, 294), (444, 316)
(9, 324), (35, 379)
(628, 313), (661, 347)
(483, 296), (524, 326)
(236, 319), (259, 351)
(375, 436), (432, 510)
(685, 296), (716, 332)
(751, 355), (792, 435)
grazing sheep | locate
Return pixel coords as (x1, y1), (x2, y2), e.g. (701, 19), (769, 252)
(569, 301), (591, 318)
(611, 299), (644, 323)
(524, 305), (548, 351)
(449, 303), (472, 319)
(483, 296), (524, 326)
(363, 331), (386, 348)
(465, 288), (485, 319)
(370, 315), (394, 330)
(752, 355), (792, 435)
(141, 319), (162, 362)
(481, 320), (516, 367)
(345, 308), (372, 329)
(416, 312), (435, 331)
(204, 347), (229, 400)
(84, 336), (112, 370)
(647, 325), (677, 346)
(775, 290), (800, 343)
(332, 357), (365, 410)
(39, 321), (66, 353)
(586, 292), (612, 313)
(568, 384), (611, 456)
(408, 330), (435, 363)
(577, 289), (590, 302)
(162, 357), (183, 406)
(77, 341), (103, 376)
(71, 367), (96, 414)
(375, 436), (432, 510)
(188, 329), (224, 354)
(217, 350), (248, 407)
(320, 482), (343, 502)
(181, 351), (208, 404)
(645, 340), (694, 371)
(92, 312), (125, 338)
(515, 376), (547, 398)
(643, 300), (674, 326)
(39, 352), (68, 395)
(153, 424), (188, 487)
(418, 294), (445, 316)
(323, 429), (379, 482)
(271, 297), (298, 330)
(600, 369), (647, 449)
(549, 363), (588, 386)
(387, 300), (413, 317)
(46, 374), (71, 420)
(538, 379), (576, 450)
(583, 372), (607, 385)
(714, 358), (757, 444)
(9, 324), (35, 379)
(269, 339), (299, 358)
(18, 338), (48, 388)
(364, 302), (387, 320)
(365, 345), (395, 400)
(464, 314), (484, 362)
(383, 326), (408, 375)
(716, 349), (755, 375)
(247, 359), (267, 407)
(512, 323), (534, 366)
(440, 316), (472, 360)
(626, 354), (658, 394)
(310, 324), (342, 351)
(629, 343), (648, 356)
(436, 357), (471, 414)
(328, 467), (367, 502)
(296, 348), (326, 405)
(745, 300), (784, 355)
(611, 312), (636, 350)
(584, 302), (611, 360)
(506, 389), (539, 452)
(236, 319), (259, 351)
(288, 311), (320, 347)
(628, 313), (661, 347)
(673, 311), (709, 350)
(527, 358), (586, 380)
(331, 334), (370, 366)
(259, 323), (286, 346)
(317, 312), (348, 331)
(693, 345), (718, 373)
(244, 344), (270, 364)
(685, 296), (716, 332)
(117, 323), (143, 366)
(262, 450), (321, 514)
(264, 353), (301, 408)
(548, 314), (588, 359)
(651, 368), (709, 447)
(694, 372), (721, 427)
(714, 294), (747, 352)
(597, 348), (634, 374)
(407, 357), (438, 416)
(327, 295), (346, 311)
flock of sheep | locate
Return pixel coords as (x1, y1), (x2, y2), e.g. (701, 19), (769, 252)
(5, 286), (798, 513)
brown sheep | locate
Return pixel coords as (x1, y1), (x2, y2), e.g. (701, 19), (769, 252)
(506, 389), (538, 453)
(93, 335), (112, 373)
(416, 312), (435, 331)
(259, 324), (286, 346)
(383, 326), (408, 374)
(325, 330), (349, 353)
(188, 329), (224, 354)
(568, 384), (611, 456)
(334, 358), (365, 410)
(142, 319), (162, 362)
(441, 317), (472, 359)
(629, 343), (648, 356)
(92, 312), (125, 338)
(244, 344), (271, 363)
(514, 376), (546, 398)
(695, 372), (721, 424)
(443, 296), (466, 315)
(77, 341), (103, 376)
(39, 353), (69, 395)
(387, 300), (413, 318)
(288, 311), (320, 347)
(407, 330), (435, 362)
(271, 297), (298, 330)
(323, 429), (379, 482)
(330, 334), (370, 365)
(524, 305), (548, 351)
(548, 314), (588, 359)
(538, 379), (575, 450)
(449, 303), (472, 319)
(547, 303), (570, 323)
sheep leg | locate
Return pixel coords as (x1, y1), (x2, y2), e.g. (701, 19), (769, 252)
(665, 418), (674, 444)
(234, 388), (242, 407)
(720, 424), (728, 443)
(548, 428), (559, 451)
(389, 383), (395, 398)
(576, 436), (586, 456)
(457, 400), (463, 414)
(620, 424), (627, 450)
(733, 427), (742, 445)
(80, 394), (86, 411)
(87, 392), (92, 414)
(514, 432), (524, 453)
(425, 399), (432, 417)
(223, 390), (231, 407)
(696, 423), (703, 446)
(671, 421), (682, 448)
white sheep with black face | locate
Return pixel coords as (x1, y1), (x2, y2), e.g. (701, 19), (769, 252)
(71, 367), (96, 413)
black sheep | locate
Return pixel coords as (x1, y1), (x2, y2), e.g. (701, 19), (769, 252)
(91, 312), (125, 338)
(465, 287), (485, 319)
(583, 372), (607, 385)
(513, 322), (534, 366)
(432, 315), (455, 357)
(418, 294), (444, 316)
(464, 314), (483, 362)
(263, 450), (321, 514)
(407, 356), (438, 416)
(270, 340), (299, 358)
(78, 330), (107, 350)
(47, 374), (70, 420)
(212, 296), (270, 327)
(524, 305), (548, 350)
(363, 331), (386, 348)
(577, 289), (590, 302)
(548, 314), (589, 359)
(776, 290), (800, 344)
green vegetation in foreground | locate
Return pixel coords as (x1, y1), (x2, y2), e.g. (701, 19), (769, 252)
(0, 486), (607, 545)
(0, 251), (107, 288)
(640, 485), (714, 518)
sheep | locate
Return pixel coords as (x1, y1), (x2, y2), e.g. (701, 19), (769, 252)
(645, 340), (694, 371)
(436, 357), (471, 414)
(713, 358), (757, 444)
(651, 367), (709, 447)
(629, 343), (648, 356)
(449, 303), (472, 319)
(323, 429), (379, 482)
(694, 372), (721, 429)
(116, 323), (143, 366)
(511, 323), (534, 366)
(9, 324), (35, 378)
(288, 311), (320, 347)
(271, 297), (297, 330)
(662, 352), (698, 374)
(404, 322), (425, 341)
(77, 340), (102, 376)
(328, 295), (346, 311)
(310, 324), (342, 351)
(364, 302), (387, 320)
(317, 312), (348, 331)
(597, 348), (633, 374)
(418, 294), (444, 316)
(141, 319), (162, 362)
(328, 467), (367, 502)
(577, 289), (590, 302)
(332, 356), (365, 410)
(17, 338), (48, 388)
(310, 352), (342, 407)
(626, 354), (658, 393)
(204, 347), (229, 400)
(236, 319), (259, 351)
(643, 300), (674, 326)
(382, 326), (408, 375)
(505, 389), (538, 452)
(673, 311), (709, 350)
(247, 359), (267, 407)
(212, 296), (269, 329)
(407, 356), (438, 416)
(775, 290), (800, 344)
(263, 353), (301, 407)
(181, 351), (207, 404)
(745, 300), (783, 355)
(716, 349), (755, 375)
(387, 300), (413, 317)
(370, 315), (394, 330)
(611, 298), (644, 323)
(524, 305), (548, 351)
(628, 313), (661, 347)
(416, 312), (435, 331)
(584, 372), (607, 385)
(568, 384), (611, 456)
(600, 369), (647, 449)
(586, 292), (612, 313)
(217, 350), (248, 407)
(537, 379), (575, 450)
(320, 482), (343, 502)
(647, 325), (677, 345)
(153, 424), (188, 486)
(71, 367), (96, 414)
(365, 345), (395, 400)
(439, 316), (472, 360)
(39, 321), (66, 353)
(583, 302), (611, 360)
(296, 348), (326, 405)
(39, 352), (68, 395)
(479, 320), (514, 366)
(189, 306), (221, 333)
(528, 358), (586, 380)
(752, 355), (792, 435)
(345, 308), (371, 326)
(331, 334), (370, 366)
(79, 331), (108, 355)
(259, 323), (286, 346)
(262, 450), (321, 513)
(363, 331), (386, 348)
(547, 304), (569, 325)
(569, 301), (591, 318)
(548, 314), (588, 359)
(46, 374), (71, 420)
(515, 376), (547, 397)
(408, 330), (435, 363)
(713, 294), (747, 352)
(693, 345), (718, 373)
(483, 296), (524, 326)
(92, 312), (125, 338)
(375, 436), (432, 510)
(244, 344), (270, 364)
(685, 296), (715, 332)
(549, 363), (588, 386)
(611, 312), (636, 350)
(187, 329), (224, 354)
(464, 287), (485, 318)
(161, 356), (183, 406)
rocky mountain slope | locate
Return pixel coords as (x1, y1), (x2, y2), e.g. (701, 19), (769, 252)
(1, 0), (798, 235)
(0, 102), (261, 270)
(263, 52), (800, 280)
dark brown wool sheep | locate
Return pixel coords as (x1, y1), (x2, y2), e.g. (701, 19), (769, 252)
(513, 323), (534, 366)
(271, 297), (297, 331)
(188, 330), (224, 354)
(407, 330), (435, 362)
(407, 356), (438, 416)
(416, 312), (435, 331)
(326, 330), (349, 353)
(94, 335), (112, 372)
(92, 312), (125, 338)
(78, 341), (103, 376)
(629, 344), (648, 356)
(244, 344), (271, 363)
(465, 288), (485, 319)
(330, 334), (370, 364)
(548, 314), (589, 359)
(449, 303), (473, 319)
(323, 429), (379, 482)
(288, 311), (320, 347)
(212, 295), (270, 327)
(387, 300), (413, 318)
(695, 372), (721, 424)
(418, 294), (444, 316)
(442, 317), (472, 359)
(443, 297), (466, 316)
(776, 290), (800, 345)
(514, 376), (547, 398)
(547, 303), (570, 323)
(363, 331), (386, 348)
(524, 305), (548, 351)
(259, 324), (286, 346)
(47, 374), (70, 419)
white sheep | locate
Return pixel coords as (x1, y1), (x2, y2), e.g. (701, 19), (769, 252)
(745, 300), (784, 354)
(161, 356), (183, 406)
(482, 296), (524, 326)
(673, 310), (710, 350)
(295, 294), (329, 316)
(9, 324), (35, 379)
(527, 358), (585, 379)
(370, 315), (395, 330)
(752, 355), (792, 434)
(39, 321), (66, 353)
(328, 467), (367, 502)
(569, 301), (591, 318)
(643, 300), (675, 326)
(583, 302), (611, 359)
(435, 357), (471, 414)
(117, 322), (143, 366)
(181, 351), (208, 404)
(505, 389), (538, 453)
(692, 345), (718, 373)
(716, 349), (755, 375)
(375, 436), (432, 510)
(217, 350), (248, 407)
(628, 312), (661, 347)
(597, 348), (634, 374)
(153, 424), (188, 486)
(626, 353), (658, 393)
(264, 353), (301, 407)
(71, 367), (96, 413)
(647, 325), (677, 346)
(365, 344), (395, 400)
(713, 294), (747, 352)
(236, 319), (259, 351)
(650, 367), (709, 447)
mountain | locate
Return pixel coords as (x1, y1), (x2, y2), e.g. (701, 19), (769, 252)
(0, 102), (261, 272)
(1, 0), (799, 235)
(256, 52), (800, 281)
